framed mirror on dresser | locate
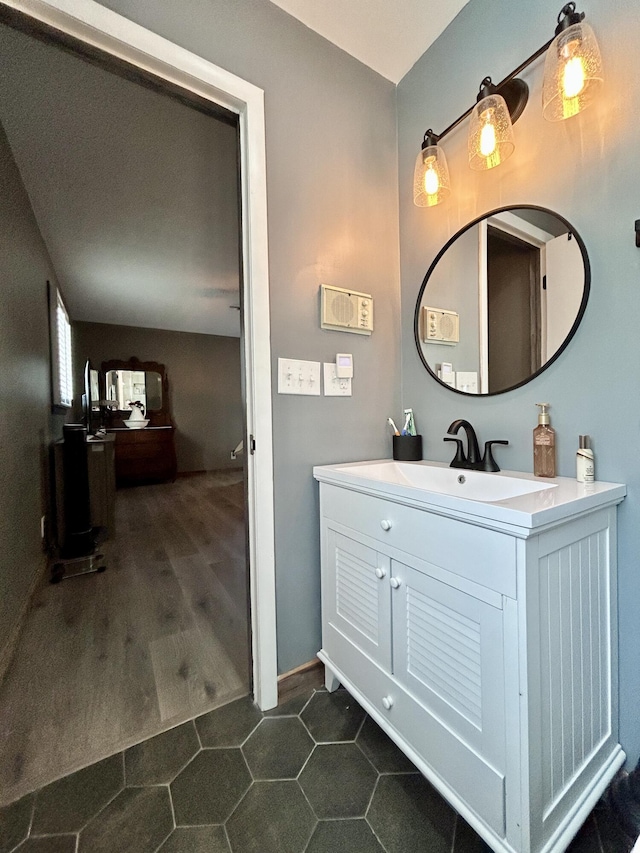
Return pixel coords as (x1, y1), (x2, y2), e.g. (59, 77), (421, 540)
(101, 357), (177, 486)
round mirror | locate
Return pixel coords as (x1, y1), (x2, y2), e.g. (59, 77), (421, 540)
(414, 206), (590, 395)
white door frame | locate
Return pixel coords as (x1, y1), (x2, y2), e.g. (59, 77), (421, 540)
(1, 0), (278, 709)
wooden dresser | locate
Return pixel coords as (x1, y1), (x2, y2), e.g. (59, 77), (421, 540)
(109, 426), (177, 486)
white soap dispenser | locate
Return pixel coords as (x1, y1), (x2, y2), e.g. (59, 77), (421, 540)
(577, 435), (595, 483)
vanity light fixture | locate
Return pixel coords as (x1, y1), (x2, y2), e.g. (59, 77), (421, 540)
(413, 130), (451, 207)
(542, 3), (604, 121)
(468, 77), (518, 171)
(413, 3), (603, 206)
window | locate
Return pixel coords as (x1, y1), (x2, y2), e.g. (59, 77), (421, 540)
(48, 282), (73, 408)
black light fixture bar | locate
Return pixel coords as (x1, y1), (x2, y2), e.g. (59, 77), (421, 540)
(425, 37), (553, 146)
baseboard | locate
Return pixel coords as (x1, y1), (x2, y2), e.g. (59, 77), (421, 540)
(0, 554), (47, 686)
(277, 658), (324, 703)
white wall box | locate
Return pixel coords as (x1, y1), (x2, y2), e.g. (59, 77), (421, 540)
(313, 461), (626, 853)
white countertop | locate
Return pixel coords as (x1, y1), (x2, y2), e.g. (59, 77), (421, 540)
(313, 459), (626, 533)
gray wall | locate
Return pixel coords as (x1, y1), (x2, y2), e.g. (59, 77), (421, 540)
(95, 0), (401, 672)
(418, 223), (480, 378)
(397, 0), (640, 763)
(75, 322), (243, 472)
(0, 120), (61, 666)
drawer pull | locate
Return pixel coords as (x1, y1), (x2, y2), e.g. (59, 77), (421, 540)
(390, 577), (402, 589)
(375, 567), (387, 579)
(380, 519), (392, 531)
(382, 695), (394, 710)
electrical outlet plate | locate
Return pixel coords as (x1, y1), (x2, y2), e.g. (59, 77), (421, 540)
(278, 358), (321, 395)
(323, 363), (352, 396)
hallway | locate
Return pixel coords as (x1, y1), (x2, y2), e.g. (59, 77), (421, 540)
(0, 472), (249, 805)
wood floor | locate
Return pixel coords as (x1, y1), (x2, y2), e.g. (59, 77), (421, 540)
(0, 470), (250, 806)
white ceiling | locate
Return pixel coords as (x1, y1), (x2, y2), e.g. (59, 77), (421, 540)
(268, 0), (470, 83)
(0, 24), (242, 338)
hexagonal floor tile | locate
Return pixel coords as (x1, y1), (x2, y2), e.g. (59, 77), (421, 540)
(31, 753), (123, 834)
(125, 721), (200, 785)
(299, 743), (377, 819)
(195, 696), (262, 747)
(453, 815), (493, 852)
(356, 716), (415, 773)
(78, 786), (173, 853)
(15, 837), (77, 852)
(0, 793), (33, 853)
(242, 718), (313, 779)
(170, 749), (251, 825)
(367, 773), (456, 853)
(264, 687), (315, 718)
(592, 802), (635, 853)
(306, 819), (385, 853)
(158, 825), (230, 852)
(226, 781), (315, 853)
(301, 689), (365, 743)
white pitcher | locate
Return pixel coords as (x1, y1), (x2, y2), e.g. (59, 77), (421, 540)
(128, 401), (146, 421)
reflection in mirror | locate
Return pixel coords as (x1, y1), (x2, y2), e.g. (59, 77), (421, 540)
(414, 206), (590, 395)
(89, 369), (100, 411)
(105, 369), (163, 411)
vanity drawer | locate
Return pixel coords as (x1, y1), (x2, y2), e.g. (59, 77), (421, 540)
(321, 484), (516, 597)
(323, 630), (506, 839)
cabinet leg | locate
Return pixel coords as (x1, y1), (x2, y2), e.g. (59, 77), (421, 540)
(324, 666), (341, 692)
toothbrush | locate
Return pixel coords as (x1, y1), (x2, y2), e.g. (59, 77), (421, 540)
(401, 413), (411, 435)
(387, 417), (400, 436)
(403, 408), (417, 436)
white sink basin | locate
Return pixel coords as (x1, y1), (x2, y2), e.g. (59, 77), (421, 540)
(315, 459), (625, 530)
(334, 460), (555, 503)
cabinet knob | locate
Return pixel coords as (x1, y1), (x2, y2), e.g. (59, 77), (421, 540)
(375, 567), (387, 579)
(390, 577), (402, 589)
(382, 695), (394, 710)
(380, 519), (392, 531)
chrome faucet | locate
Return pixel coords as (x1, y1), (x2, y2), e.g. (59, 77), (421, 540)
(444, 419), (509, 472)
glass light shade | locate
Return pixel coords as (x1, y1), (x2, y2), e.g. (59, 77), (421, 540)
(468, 93), (515, 171)
(542, 20), (603, 121)
(413, 144), (451, 207)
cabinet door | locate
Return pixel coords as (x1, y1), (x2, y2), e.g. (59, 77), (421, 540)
(391, 560), (506, 774)
(324, 527), (391, 671)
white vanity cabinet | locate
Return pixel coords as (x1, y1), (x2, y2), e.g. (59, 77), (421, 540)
(314, 462), (626, 853)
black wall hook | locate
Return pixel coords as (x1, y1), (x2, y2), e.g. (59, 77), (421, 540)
(636, 220), (640, 248)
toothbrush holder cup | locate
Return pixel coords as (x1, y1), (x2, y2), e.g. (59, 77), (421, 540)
(393, 435), (423, 462)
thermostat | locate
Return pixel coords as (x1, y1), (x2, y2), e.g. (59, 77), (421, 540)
(336, 353), (353, 378)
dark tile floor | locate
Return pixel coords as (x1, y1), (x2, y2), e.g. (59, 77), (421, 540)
(0, 687), (633, 853)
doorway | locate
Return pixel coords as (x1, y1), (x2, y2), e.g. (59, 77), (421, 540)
(0, 0), (277, 803)
(486, 226), (542, 394)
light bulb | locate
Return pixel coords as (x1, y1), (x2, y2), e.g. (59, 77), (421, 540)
(469, 86), (515, 171)
(562, 53), (586, 98)
(423, 157), (439, 196)
(479, 112), (497, 157)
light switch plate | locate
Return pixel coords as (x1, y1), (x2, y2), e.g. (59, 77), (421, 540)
(323, 363), (352, 396)
(278, 358), (321, 395)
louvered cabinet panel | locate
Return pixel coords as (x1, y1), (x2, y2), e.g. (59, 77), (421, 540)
(391, 560), (506, 774)
(324, 527), (391, 670)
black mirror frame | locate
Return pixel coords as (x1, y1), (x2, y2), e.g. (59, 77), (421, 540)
(413, 204), (591, 396)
